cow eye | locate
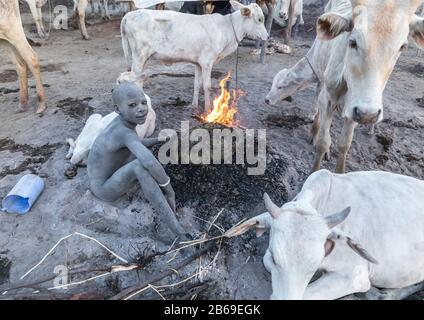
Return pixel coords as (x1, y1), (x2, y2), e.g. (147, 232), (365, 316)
(141, 100), (147, 105)
(129, 103), (137, 107)
(349, 39), (358, 50)
(259, 17), (263, 23)
(400, 43), (408, 52)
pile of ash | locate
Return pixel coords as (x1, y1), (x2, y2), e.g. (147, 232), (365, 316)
(152, 123), (289, 231)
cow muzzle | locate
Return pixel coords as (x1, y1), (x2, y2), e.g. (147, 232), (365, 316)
(279, 12), (288, 20)
(352, 107), (382, 125)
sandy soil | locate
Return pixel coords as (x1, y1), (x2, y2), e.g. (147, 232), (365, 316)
(0, 3), (424, 299)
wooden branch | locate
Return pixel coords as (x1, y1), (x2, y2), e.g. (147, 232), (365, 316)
(109, 242), (216, 300)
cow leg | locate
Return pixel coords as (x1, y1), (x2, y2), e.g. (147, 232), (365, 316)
(259, 1), (274, 64)
(304, 271), (371, 300)
(311, 92), (332, 173)
(335, 118), (357, 174)
(364, 282), (424, 300)
(310, 110), (320, 145)
(201, 63), (213, 112)
(27, 0), (46, 38)
(132, 49), (152, 88)
(7, 36), (46, 114)
(101, 0), (111, 20)
(36, 5), (47, 37)
(192, 64), (202, 109)
(77, 0), (90, 40)
(309, 82), (322, 144)
(2, 41), (29, 112)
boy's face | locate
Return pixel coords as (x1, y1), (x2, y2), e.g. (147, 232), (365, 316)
(114, 83), (149, 125)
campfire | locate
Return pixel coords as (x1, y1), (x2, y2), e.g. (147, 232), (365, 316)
(201, 71), (244, 126)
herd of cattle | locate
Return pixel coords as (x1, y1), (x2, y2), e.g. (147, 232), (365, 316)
(1, 0), (424, 300)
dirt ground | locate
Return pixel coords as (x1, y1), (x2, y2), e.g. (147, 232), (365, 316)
(0, 3), (424, 300)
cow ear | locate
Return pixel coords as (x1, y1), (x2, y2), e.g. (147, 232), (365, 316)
(317, 12), (354, 41)
(230, 0), (244, 11)
(241, 7), (251, 17)
(225, 212), (272, 238)
(324, 239), (335, 257)
(410, 15), (424, 49)
(328, 230), (379, 264)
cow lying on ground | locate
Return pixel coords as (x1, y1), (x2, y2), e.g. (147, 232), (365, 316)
(226, 170), (424, 300)
(120, 0), (268, 111)
(66, 89), (156, 165)
(0, 0), (46, 114)
(297, 0), (424, 173)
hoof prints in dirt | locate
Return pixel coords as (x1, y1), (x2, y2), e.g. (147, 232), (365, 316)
(56, 97), (94, 119)
(265, 114), (313, 129)
(0, 64), (64, 83)
(0, 138), (60, 178)
(0, 255), (11, 285)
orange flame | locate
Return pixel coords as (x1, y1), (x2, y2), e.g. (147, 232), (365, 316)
(201, 71), (243, 126)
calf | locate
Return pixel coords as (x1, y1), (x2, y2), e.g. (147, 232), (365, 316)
(300, 0), (424, 173)
(120, 0), (268, 111)
(67, 89), (156, 164)
(226, 169), (424, 300)
(0, 0), (46, 114)
(265, 57), (321, 142)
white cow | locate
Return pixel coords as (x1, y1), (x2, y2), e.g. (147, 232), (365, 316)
(24, 0), (111, 39)
(226, 169), (424, 300)
(66, 91), (156, 165)
(120, 0), (268, 111)
(0, 0), (46, 114)
(295, 0), (424, 174)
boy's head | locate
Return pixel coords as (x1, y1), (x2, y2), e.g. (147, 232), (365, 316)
(113, 82), (149, 125)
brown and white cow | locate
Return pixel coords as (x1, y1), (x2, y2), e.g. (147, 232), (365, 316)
(0, 0), (46, 114)
(306, 0), (424, 173)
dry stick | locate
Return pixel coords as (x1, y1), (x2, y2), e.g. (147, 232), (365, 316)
(109, 242), (215, 300)
(21, 232), (128, 280)
(1, 265), (139, 296)
(127, 238), (223, 301)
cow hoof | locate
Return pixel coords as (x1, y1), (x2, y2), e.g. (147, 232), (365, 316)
(65, 164), (78, 179)
(36, 106), (46, 116)
(16, 107), (27, 114)
(82, 35), (91, 40)
(324, 152), (330, 161)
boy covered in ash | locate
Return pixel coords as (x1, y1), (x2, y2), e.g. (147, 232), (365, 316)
(87, 82), (190, 242)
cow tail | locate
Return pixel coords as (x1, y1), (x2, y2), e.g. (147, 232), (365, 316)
(121, 16), (132, 72)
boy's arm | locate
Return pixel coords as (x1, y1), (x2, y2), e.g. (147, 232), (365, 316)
(141, 136), (172, 148)
(141, 137), (161, 147)
(125, 133), (170, 185)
